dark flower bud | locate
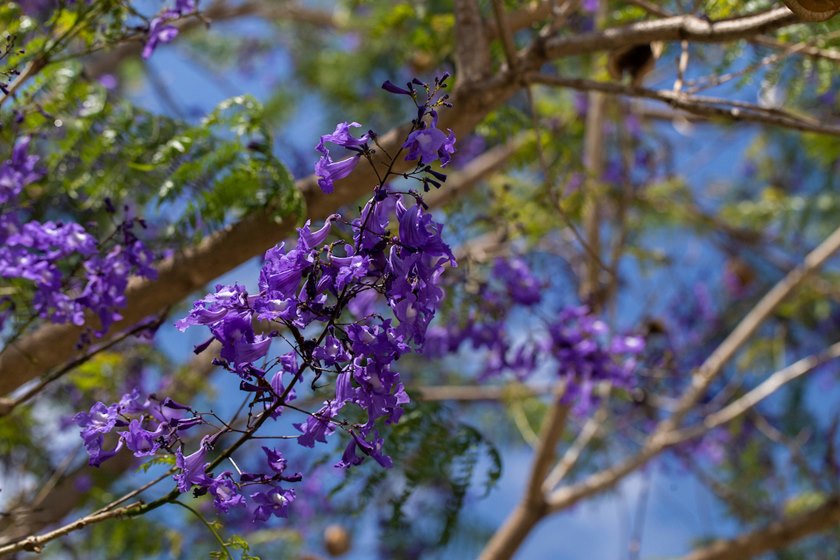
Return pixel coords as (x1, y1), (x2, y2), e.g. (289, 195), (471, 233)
(381, 80), (411, 95)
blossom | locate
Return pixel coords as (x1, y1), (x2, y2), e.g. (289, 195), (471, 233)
(314, 122), (370, 193)
(259, 244), (312, 300)
(396, 199), (455, 261)
(548, 306), (645, 414)
(315, 154), (361, 194)
(121, 419), (165, 457)
(0, 137), (41, 204)
(295, 403), (340, 448)
(74, 402), (123, 466)
(403, 126), (456, 167)
(174, 438), (212, 492)
(175, 0), (196, 13)
(316, 122), (370, 156)
(381, 80), (412, 96)
(209, 475), (246, 513)
(142, 12), (179, 59)
(298, 215), (339, 250)
(493, 257), (542, 306)
(176, 283), (250, 331)
(261, 446), (288, 474)
(251, 487), (296, 522)
(312, 334), (350, 367)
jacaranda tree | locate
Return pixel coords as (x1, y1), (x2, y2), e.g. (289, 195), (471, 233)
(3, 1), (840, 558)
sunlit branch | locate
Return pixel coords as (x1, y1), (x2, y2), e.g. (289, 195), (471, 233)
(480, 383), (568, 560)
(667, 341), (840, 445)
(677, 495), (840, 560)
(537, 7), (796, 61)
(543, 340), (840, 515)
(527, 73), (840, 137)
(542, 395), (610, 492)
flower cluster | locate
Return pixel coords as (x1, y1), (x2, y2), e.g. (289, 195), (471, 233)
(142, 0), (196, 59)
(0, 138), (157, 338)
(75, 390), (199, 466)
(176, 190), (455, 469)
(547, 306), (644, 413)
(423, 255), (545, 380)
(74, 390), (300, 521)
(315, 74), (455, 194)
(77, 76), (457, 522)
(424, 256), (645, 414)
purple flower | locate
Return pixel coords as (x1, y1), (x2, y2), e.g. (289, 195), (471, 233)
(262, 446), (288, 473)
(353, 196), (395, 251)
(548, 306), (645, 414)
(74, 402), (123, 466)
(316, 122), (370, 156)
(174, 438), (212, 492)
(209, 475), (246, 513)
(0, 137), (41, 204)
(251, 487), (295, 522)
(314, 122), (370, 193)
(98, 74), (119, 90)
(176, 283), (251, 334)
(207, 312), (271, 373)
(259, 244), (312, 300)
(396, 199), (455, 261)
(297, 215), (339, 250)
(336, 431), (393, 469)
(403, 127), (456, 167)
(493, 257), (542, 306)
(175, 0), (196, 13)
(142, 13), (179, 59)
(312, 334), (350, 367)
(295, 403), (339, 448)
(315, 154), (361, 194)
(121, 419), (164, 457)
(381, 80), (412, 96)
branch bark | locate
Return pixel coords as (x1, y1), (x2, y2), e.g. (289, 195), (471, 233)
(678, 496), (840, 560)
(527, 74), (840, 137)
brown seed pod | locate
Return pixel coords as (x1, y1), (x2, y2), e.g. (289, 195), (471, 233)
(323, 524), (351, 557)
(607, 42), (664, 87)
(783, 0), (840, 21)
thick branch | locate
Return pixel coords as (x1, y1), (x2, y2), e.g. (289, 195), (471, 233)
(537, 8), (796, 62)
(678, 496), (840, 560)
(454, 0), (491, 83)
(527, 74), (840, 137)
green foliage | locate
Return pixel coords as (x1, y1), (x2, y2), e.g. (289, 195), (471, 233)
(330, 402), (501, 555)
(6, 66), (302, 248)
(138, 454), (176, 474)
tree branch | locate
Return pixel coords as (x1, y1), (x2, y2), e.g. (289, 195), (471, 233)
(479, 386), (567, 560)
(527, 73), (840, 137)
(537, 7), (796, 62)
(454, 0), (491, 83)
(678, 496), (840, 560)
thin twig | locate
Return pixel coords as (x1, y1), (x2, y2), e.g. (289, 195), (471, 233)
(527, 73), (840, 137)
